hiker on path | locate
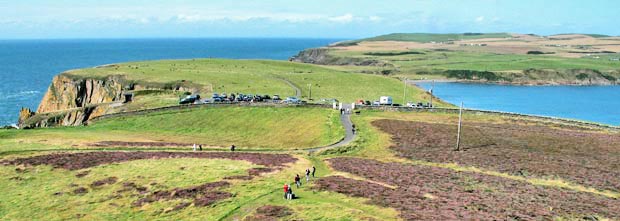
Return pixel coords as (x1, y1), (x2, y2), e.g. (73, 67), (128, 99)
(312, 166), (316, 178)
(287, 184), (293, 200)
(283, 183), (289, 199)
(295, 174), (301, 188)
(230, 144), (236, 152)
(305, 169), (310, 182)
(192, 144), (197, 151)
(199, 144), (203, 151)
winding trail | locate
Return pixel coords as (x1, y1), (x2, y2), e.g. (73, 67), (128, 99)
(307, 104), (356, 153)
(276, 77), (302, 97)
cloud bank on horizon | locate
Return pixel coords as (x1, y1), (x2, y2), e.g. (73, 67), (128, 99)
(1, 0), (618, 39)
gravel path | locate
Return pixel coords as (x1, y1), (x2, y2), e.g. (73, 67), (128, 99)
(308, 104), (356, 153)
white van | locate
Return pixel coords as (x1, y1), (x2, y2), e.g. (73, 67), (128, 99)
(379, 96), (393, 105)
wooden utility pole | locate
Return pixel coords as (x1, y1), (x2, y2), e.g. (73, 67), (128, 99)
(455, 102), (464, 151)
(430, 80), (435, 107)
(403, 78), (407, 105)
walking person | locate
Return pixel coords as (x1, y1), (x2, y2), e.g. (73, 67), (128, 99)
(305, 168), (310, 182)
(199, 144), (203, 151)
(295, 174), (301, 188)
(283, 183), (289, 199)
(287, 184), (293, 200)
(230, 144), (235, 152)
(192, 143), (197, 152)
(311, 166), (316, 178)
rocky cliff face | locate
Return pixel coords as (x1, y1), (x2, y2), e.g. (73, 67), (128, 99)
(19, 106), (105, 129)
(37, 74), (124, 113)
(502, 69), (620, 85)
(18, 74), (125, 128)
(291, 48), (389, 66)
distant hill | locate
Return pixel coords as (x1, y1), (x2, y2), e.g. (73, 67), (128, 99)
(357, 33), (512, 43)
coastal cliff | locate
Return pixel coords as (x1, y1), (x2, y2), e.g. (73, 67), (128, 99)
(18, 74), (125, 128)
(291, 48), (390, 66)
(18, 71), (197, 129)
(37, 74), (124, 113)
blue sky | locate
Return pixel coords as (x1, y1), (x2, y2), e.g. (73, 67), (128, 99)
(1, 0), (619, 39)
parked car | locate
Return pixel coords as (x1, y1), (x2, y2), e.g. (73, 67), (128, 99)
(372, 101), (381, 106)
(180, 95), (200, 104)
(272, 95), (281, 101)
(285, 97), (301, 104)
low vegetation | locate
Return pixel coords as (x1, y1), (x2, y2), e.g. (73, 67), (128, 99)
(66, 59), (437, 103)
(2, 106), (344, 151)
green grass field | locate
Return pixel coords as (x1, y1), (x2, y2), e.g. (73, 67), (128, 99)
(1, 106), (344, 152)
(2, 107), (619, 220)
(325, 49), (620, 82)
(66, 59), (444, 104)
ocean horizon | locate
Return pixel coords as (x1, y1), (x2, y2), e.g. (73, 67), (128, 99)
(0, 38), (342, 126)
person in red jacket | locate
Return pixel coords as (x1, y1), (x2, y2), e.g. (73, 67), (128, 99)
(283, 183), (289, 199)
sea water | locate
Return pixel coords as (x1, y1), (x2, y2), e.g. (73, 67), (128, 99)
(0, 38), (340, 125)
(417, 82), (620, 126)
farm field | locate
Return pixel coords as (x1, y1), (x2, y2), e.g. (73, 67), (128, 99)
(296, 33), (620, 84)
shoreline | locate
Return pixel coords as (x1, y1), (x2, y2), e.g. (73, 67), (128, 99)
(407, 78), (620, 86)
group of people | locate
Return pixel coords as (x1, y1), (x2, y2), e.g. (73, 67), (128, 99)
(192, 144), (236, 151)
(192, 144), (203, 151)
(283, 166), (316, 200)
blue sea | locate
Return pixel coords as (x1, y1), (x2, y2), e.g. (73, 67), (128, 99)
(0, 38), (340, 126)
(417, 82), (620, 126)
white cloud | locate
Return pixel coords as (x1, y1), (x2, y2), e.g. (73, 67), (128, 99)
(368, 16), (383, 22)
(476, 16), (485, 22)
(329, 13), (354, 23)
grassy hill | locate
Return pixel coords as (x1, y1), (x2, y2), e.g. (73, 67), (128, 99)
(305, 33), (620, 84)
(66, 59), (444, 104)
(359, 32), (512, 43)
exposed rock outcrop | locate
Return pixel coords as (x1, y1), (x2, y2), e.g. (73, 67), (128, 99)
(18, 107), (35, 127)
(37, 74), (124, 113)
(18, 72), (199, 128)
(17, 73), (125, 128)
(291, 48), (389, 66)
(19, 106), (102, 129)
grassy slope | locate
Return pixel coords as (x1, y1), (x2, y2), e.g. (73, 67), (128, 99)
(66, 59), (442, 104)
(3, 108), (619, 220)
(0, 154), (399, 220)
(330, 49), (620, 72)
(319, 33), (620, 82)
(1, 106), (344, 151)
